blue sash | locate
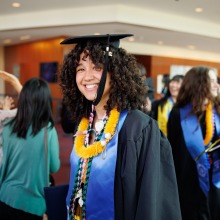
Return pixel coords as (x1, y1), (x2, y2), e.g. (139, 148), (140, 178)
(180, 104), (220, 196)
(212, 109), (220, 188)
(66, 110), (128, 219)
(167, 97), (174, 118)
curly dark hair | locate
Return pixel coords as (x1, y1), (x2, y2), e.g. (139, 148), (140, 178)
(59, 41), (147, 121)
(176, 66), (220, 119)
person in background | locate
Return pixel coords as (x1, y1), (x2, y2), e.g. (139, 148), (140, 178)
(0, 70), (22, 167)
(137, 63), (154, 114)
(160, 74), (170, 97)
(151, 74), (184, 136)
(0, 70), (22, 120)
(168, 66), (220, 220)
(59, 34), (181, 220)
(0, 78), (60, 220)
(0, 96), (14, 110)
(0, 96), (16, 166)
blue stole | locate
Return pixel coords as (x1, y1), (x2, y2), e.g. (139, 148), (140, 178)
(180, 104), (220, 196)
(66, 110), (128, 219)
(167, 97), (174, 118)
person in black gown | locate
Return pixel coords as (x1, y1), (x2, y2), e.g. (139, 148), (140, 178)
(59, 34), (181, 220)
(151, 74), (184, 136)
(168, 66), (220, 220)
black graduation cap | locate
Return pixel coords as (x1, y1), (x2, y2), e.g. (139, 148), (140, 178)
(60, 34), (133, 106)
(60, 34), (133, 48)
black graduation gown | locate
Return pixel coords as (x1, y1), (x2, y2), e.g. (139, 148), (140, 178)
(114, 109), (181, 220)
(167, 107), (220, 220)
(150, 99), (160, 120)
(60, 103), (76, 134)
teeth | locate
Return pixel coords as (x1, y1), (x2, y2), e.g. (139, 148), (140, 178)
(86, 84), (96, 89)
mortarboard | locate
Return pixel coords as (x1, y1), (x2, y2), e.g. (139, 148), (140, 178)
(60, 34), (133, 48)
(60, 34), (133, 106)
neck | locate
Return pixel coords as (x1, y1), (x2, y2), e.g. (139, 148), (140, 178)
(94, 104), (106, 121)
(171, 96), (176, 103)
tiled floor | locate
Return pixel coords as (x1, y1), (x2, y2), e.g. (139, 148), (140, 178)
(51, 123), (73, 185)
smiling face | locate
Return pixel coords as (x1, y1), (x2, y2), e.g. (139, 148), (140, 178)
(169, 79), (183, 100)
(76, 52), (111, 106)
(209, 69), (219, 97)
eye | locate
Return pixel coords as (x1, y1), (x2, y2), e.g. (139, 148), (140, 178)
(210, 79), (216, 83)
(93, 65), (103, 72)
(76, 67), (84, 73)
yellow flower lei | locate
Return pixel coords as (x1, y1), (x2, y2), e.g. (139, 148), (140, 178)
(204, 102), (213, 146)
(74, 108), (120, 158)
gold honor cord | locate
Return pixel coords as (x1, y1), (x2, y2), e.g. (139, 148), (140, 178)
(195, 138), (220, 162)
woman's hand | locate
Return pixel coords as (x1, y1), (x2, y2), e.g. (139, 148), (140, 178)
(2, 96), (15, 110)
(0, 70), (22, 93)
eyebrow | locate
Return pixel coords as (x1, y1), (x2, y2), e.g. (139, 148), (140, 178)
(76, 63), (83, 67)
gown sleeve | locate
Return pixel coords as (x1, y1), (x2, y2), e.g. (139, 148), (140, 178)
(150, 100), (159, 120)
(115, 111), (182, 220)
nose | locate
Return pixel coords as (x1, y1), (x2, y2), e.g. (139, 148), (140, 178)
(84, 67), (94, 81)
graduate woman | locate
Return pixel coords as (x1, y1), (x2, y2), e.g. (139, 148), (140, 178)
(168, 66), (220, 220)
(151, 74), (184, 136)
(59, 34), (181, 220)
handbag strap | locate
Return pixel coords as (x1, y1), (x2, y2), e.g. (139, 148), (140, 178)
(44, 127), (49, 186)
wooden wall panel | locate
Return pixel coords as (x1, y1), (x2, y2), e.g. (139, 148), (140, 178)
(4, 37), (66, 95)
(134, 55), (152, 77)
(4, 37), (66, 119)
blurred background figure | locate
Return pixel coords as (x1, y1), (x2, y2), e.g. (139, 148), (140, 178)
(161, 74), (170, 98)
(0, 70), (22, 95)
(137, 63), (155, 114)
(0, 78), (60, 220)
(168, 66), (220, 220)
(151, 74), (184, 136)
(0, 70), (22, 167)
(0, 96), (15, 110)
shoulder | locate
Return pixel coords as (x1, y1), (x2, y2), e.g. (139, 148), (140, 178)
(120, 109), (159, 141)
(47, 123), (57, 134)
(151, 99), (160, 109)
(119, 109), (172, 163)
(169, 106), (180, 119)
(124, 109), (153, 127)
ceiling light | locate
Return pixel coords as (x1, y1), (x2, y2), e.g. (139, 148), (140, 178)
(20, 35), (30, 40)
(3, 39), (12, 44)
(187, 45), (195, 50)
(12, 2), (21, 8)
(157, 41), (164, 45)
(94, 33), (100, 35)
(128, 37), (135, 42)
(195, 7), (203, 13)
